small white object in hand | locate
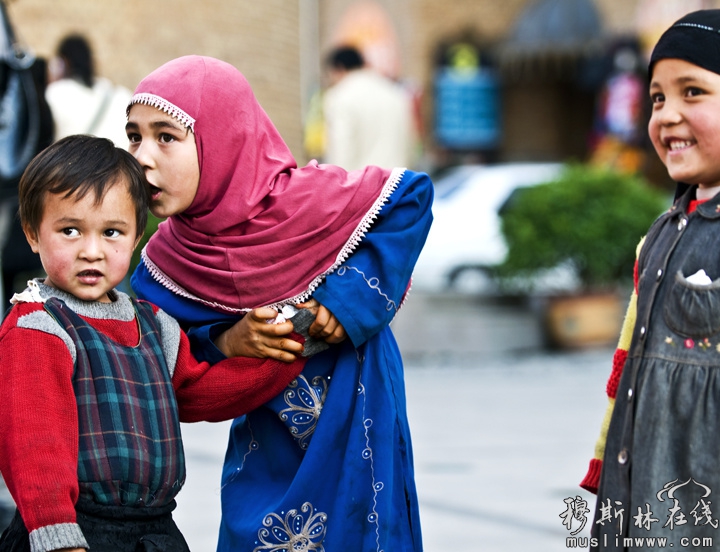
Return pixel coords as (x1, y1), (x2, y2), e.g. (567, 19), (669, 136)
(268, 304), (300, 324)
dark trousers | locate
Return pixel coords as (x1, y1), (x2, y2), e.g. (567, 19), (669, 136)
(0, 498), (190, 552)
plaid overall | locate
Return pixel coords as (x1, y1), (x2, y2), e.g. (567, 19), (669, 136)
(44, 297), (185, 508)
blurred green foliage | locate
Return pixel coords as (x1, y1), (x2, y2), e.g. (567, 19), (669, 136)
(496, 163), (668, 290)
(130, 213), (163, 274)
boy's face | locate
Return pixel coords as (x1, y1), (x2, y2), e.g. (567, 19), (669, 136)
(649, 58), (720, 189)
(23, 180), (141, 303)
(126, 103), (200, 219)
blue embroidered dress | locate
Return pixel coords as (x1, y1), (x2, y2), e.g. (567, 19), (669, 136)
(132, 170), (432, 552)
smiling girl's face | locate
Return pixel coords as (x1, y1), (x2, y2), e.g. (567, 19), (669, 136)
(649, 58), (720, 190)
(126, 103), (200, 219)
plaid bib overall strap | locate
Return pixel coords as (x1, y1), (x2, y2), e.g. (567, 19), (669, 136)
(43, 297), (185, 508)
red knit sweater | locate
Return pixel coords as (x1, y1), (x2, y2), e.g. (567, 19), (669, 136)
(0, 299), (305, 542)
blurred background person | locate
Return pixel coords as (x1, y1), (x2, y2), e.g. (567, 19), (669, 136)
(0, 56), (53, 304)
(45, 34), (131, 148)
(588, 40), (647, 174)
(0, 0), (54, 532)
(322, 45), (415, 171)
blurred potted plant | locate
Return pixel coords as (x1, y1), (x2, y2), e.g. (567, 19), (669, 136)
(495, 163), (667, 348)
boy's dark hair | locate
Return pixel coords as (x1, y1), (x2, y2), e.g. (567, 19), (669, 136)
(19, 135), (149, 238)
(327, 46), (365, 71)
(58, 34), (94, 88)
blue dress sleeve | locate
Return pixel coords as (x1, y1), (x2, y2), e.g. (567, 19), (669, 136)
(312, 170), (433, 347)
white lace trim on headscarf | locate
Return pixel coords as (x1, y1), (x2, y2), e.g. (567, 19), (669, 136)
(128, 93), (196, 131)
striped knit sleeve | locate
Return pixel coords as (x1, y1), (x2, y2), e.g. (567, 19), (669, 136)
(580, 237), (643, 494)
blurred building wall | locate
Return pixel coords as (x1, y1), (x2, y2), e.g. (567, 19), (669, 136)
(318, 0), (685, 101)
(318, 0), (719, 165)
(6, 0), (718, 167)
(6, 0), (305, 160)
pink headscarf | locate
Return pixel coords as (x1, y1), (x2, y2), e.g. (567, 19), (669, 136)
(130, 56), (403, 312)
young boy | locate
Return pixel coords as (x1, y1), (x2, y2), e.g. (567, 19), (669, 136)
(0, 135), (307, 552)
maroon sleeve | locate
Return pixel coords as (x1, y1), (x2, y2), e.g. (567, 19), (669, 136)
(0, 304), (81, 533)
(172, 329), (306, 422)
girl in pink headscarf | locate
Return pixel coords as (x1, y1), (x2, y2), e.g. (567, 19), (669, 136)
(127, 55), (432, 552)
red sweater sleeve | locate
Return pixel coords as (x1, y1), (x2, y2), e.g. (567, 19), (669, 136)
(172, 329), (307, 423)
(0, 304), (80, 534)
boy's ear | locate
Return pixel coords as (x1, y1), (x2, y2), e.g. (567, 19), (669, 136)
(22, 224), (39, 253)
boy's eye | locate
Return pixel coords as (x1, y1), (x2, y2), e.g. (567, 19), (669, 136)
(686, 87), (704, 97)
(650, 92), (664, 104)
(62, 227), (79, 237)
(127, 132), (140, 144)
(104, 229), (121, 238)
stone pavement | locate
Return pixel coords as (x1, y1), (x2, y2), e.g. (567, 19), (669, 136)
(174, 292), (610, 551)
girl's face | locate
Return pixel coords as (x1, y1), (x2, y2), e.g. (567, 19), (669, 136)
(126, 103), (200, 218)
(24, 181), (140, 303)
(649, 58), (720, 189)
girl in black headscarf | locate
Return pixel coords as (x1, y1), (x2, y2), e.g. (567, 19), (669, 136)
(582, 9), (720, 551)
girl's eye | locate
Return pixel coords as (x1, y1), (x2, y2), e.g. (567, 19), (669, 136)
(62, 228), (79, 237)
(650, 92), (664, 104)
(104, 229), (121, 238)
(686, 87), (704, 97)
(159, 133), (176, 144)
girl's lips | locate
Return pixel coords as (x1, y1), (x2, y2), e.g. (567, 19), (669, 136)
(149, 184), (162, 200)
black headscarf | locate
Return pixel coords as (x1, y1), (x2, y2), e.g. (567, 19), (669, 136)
(650, 10), (720, 79)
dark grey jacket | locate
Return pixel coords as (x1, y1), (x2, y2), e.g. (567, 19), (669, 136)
(594, 187), (720, 550)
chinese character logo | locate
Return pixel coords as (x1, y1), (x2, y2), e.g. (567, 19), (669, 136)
(560, 496), (591, 536)
(563, 478), (720, 537)
(657, 479), (718, 530)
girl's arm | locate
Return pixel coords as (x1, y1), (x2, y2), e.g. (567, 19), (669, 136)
(159, 310), (307, 422)
(132, 264), (305, 363)
(312, 170), (434, 346)
(580, 288), (637, 493)
(213, 307), (304, 362)
(580, 238), (644, 494)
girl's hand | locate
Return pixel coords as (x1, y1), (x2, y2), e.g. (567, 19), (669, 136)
(297, 299), (347, 344)
(214, 308), (304, 363)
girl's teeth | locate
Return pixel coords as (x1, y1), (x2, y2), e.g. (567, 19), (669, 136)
(670, 140), (692, 150)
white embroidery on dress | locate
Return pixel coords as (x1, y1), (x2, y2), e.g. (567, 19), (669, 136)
(359, 377), (384, 551)
(279, 375), (328, 449)
(254, 502), (327, 551)
(220, 419), (258, 491)
(336, 266), (397, 313)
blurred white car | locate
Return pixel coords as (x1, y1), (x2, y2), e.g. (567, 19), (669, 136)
(412, 162), (569, 294)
